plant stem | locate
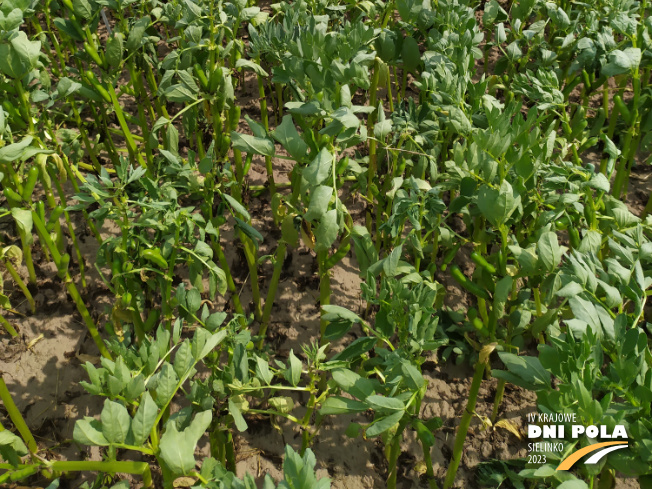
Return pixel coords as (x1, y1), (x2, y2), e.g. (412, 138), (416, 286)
(31, 212), (111, 359)
(4, 260), (35, 313)
(387, 419), (408, 489)
(106, 82), (147, 169)
(0, 376), (37, 453)
(443, 361), (485, 489)
(52, 176), (86, 287)
(257, 241), (287, 349)
(51, 460), (153, 488)
(318, 250), (331, 345)
(0, 315), (18, 337)
(366, 58), (381, 240)
(257, 57), (275, 196)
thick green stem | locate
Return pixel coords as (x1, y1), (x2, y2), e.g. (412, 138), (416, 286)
(51, 460), (152, 487)
(31, 212), (111, 359)
(4, 260), (35, 313)
(0, 376), (37, 453)
(257, 241), (287, 349)
(443, 361), (485, 489)
(318, 250), (332, 345)
(300, 389), (318, 454)
(387, 420), (408, 489)
(15, 78), (34, 134)
(490, 379), (506, 423)
(0, 315), (18, 337)
(257, 58), (275, 196)
(52, 176), (86, 287)
(366, 58), (381, 239)
(422, 441), (439, 489)
(107, 82), (146, 169)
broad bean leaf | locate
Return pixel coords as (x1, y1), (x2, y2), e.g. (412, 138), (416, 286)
(73, 418), (109, 446)
(602, 48), (641, 77)
(303, 148), (332, 187)
(492, 352), (551, 391)
(320, 396), (367, 415)
(271, 115), (308, 160)
(159, 410), (212, 475)
(477, 180), (520, 227)
(100, 400), (131, 444)
(366, 410), (404, 437)
(304, 185), (332, 222)
(314, 209), (338, 252)
(231, 131), (275, 157)
(130, 392), (158, 446)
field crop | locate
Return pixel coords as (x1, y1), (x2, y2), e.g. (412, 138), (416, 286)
(0, 0), (651, 488)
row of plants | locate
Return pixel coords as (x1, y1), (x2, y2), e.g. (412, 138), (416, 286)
(0, 0), (651, 487)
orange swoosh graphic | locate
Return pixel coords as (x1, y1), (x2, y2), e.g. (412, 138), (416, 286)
(557, 441), (628, 470)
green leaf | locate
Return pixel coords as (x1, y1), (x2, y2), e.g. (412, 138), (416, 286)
(413, 419), (436, 447)
(126, 16), (150, 51)
(271, 115), (308, 160)
(477, 180), (520, 227)
(73, 418), (109, 446)
(194, 240), (213, 260)
(320, 396), (368, 415)
(100, 400), (131, 444)
(492, 353), (551, 391)
(374, 103), (392, 139)
(173, 341), (194, 378)
(537, 232), (562, 272)
(281, 214), (299, 246)
(185, 288), (201, 314)
(0, 8), (23, 31)
(285, 349), (302, 387)
(556, 282), (583, 298)
(401, 361), (425, 390)
(10, 31), (40, 69)
(331, 337), (376, 362)
(321, 305), (362, 324)
(255, 356), (273, 385)
(159, 411), (211, 475)
(231, 131), (275, 157)
(366, 395), (405, 412)
(72, 0), (93, 20)
(332, 369), (375, 399)
(383, 244), (403, 277)
(105, 32), (124, 68)
(228, 398), (249, 432)
(130, 392), (158, 446)
(56, 77), (82, 98)
(154, 363), (179, 408)
(303, 147), (333, 187)
(401, 36), (420, 72)
(198, 329), (227, 360)
(234, 217), (264, 248)
(568, 296), (601, 335)
(314, 209), (338, 252)
(304, 185), (332, 222)
(222, 193), (251, 220)
(163, 84), (197, 103)
(602, 48), (641, 77)
(10, 208), (33, 238)
(235, 58), (268, 77)
(205, 312), (227, 331)
(0, 136), (33, 163)
(366, 411), (404, 437)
